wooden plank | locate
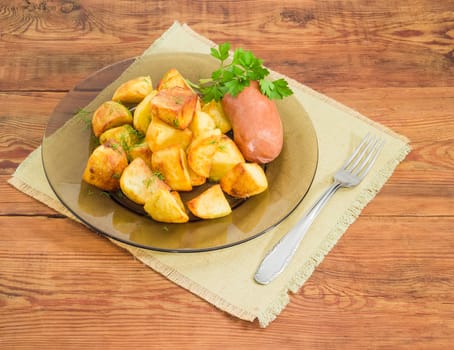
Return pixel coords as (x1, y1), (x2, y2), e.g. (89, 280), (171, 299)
(1, 175), (59, 216)
(0, 92), (60, 172)
(1, 90), (452, 217)
(3, 170), (452, 218)
(2, 89), (453, 162)
(0, 216), (452, 348)
(0, 1), (453, 91)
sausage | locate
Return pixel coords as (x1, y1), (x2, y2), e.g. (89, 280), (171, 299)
(221, 81), (283, 164)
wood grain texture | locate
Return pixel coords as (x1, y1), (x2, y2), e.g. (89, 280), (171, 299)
(1, 216), (453, 349)
(1, 0), (453, 348)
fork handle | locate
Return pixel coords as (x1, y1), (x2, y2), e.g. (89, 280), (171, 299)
(254, 182), (342, 285)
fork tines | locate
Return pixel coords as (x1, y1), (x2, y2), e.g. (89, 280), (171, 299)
(343, 133), (385, 180)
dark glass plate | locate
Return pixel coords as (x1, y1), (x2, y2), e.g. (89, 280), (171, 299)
(42, 53), (318, 252)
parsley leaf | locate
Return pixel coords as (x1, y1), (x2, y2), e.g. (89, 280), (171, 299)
(210, 42), (230, 61)
(260, 78), (293, 100)
(259, 79), (275, 98)
(193, 42), (293, 102)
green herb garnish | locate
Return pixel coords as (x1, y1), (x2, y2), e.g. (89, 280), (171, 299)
(192, 42), (293, 102)
(143, 177), (154, 188)
(128, 126), (144, 140)
(153, 170), (165, 181)
(173, 95), (184, 105)
(100, 191), (111, 198)
(76, 107), (92, 129)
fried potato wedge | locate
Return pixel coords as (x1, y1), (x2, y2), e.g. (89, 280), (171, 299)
(220, 162), (268, 198)
(120, 158), (169, 205)
(187, 132), (222, 178)
(82, 141), (128, 191)
(150, 86), (198, 130)
(112, 76), (153, 104)
(201, 99), (232, 133)
(187, 184), (232, 219)
(157, 68), (192, 91)
(92, 101), (132, 137)
(127, 142), (153, 168)
(145, 116), (193, 152)
(209, 135), (245, 182)
(133, 90), (158, 134)
(151, 145), (192, 191)
(188, 167), (206, 187)
(189, 110), (216, 139)
(99, 124), (143, 151)
(170, 190), (186, 212)
(144, 189), (189, 223)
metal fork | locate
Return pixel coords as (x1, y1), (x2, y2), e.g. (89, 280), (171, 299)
(254, 134), (385, 285)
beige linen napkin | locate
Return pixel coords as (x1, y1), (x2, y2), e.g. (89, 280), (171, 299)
(9, 22), (411, 327)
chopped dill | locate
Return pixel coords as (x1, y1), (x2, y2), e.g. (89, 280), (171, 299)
(116, 190), (126, 199)
(143, 177), (154, 188)
(76, 107), (92, 129)
(119, 134), (130, 152)
(153, 170), (165, 181)
(100, 191), (111, 198)
(173, 95), (184, 105)
(128, 126), (144, 140)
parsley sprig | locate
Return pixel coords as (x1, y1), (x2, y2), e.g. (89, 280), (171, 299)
(193, 42), (293, 102)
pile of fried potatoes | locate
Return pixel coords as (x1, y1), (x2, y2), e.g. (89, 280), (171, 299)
(82, 68), (268, 223)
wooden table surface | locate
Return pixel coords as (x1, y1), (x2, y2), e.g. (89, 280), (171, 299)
(1, 1), (453, 348)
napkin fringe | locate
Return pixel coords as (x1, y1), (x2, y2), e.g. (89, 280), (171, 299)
(114, 242), (257, 322)
(257, 142), (411, 327)
(8, 176), (76, 219)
